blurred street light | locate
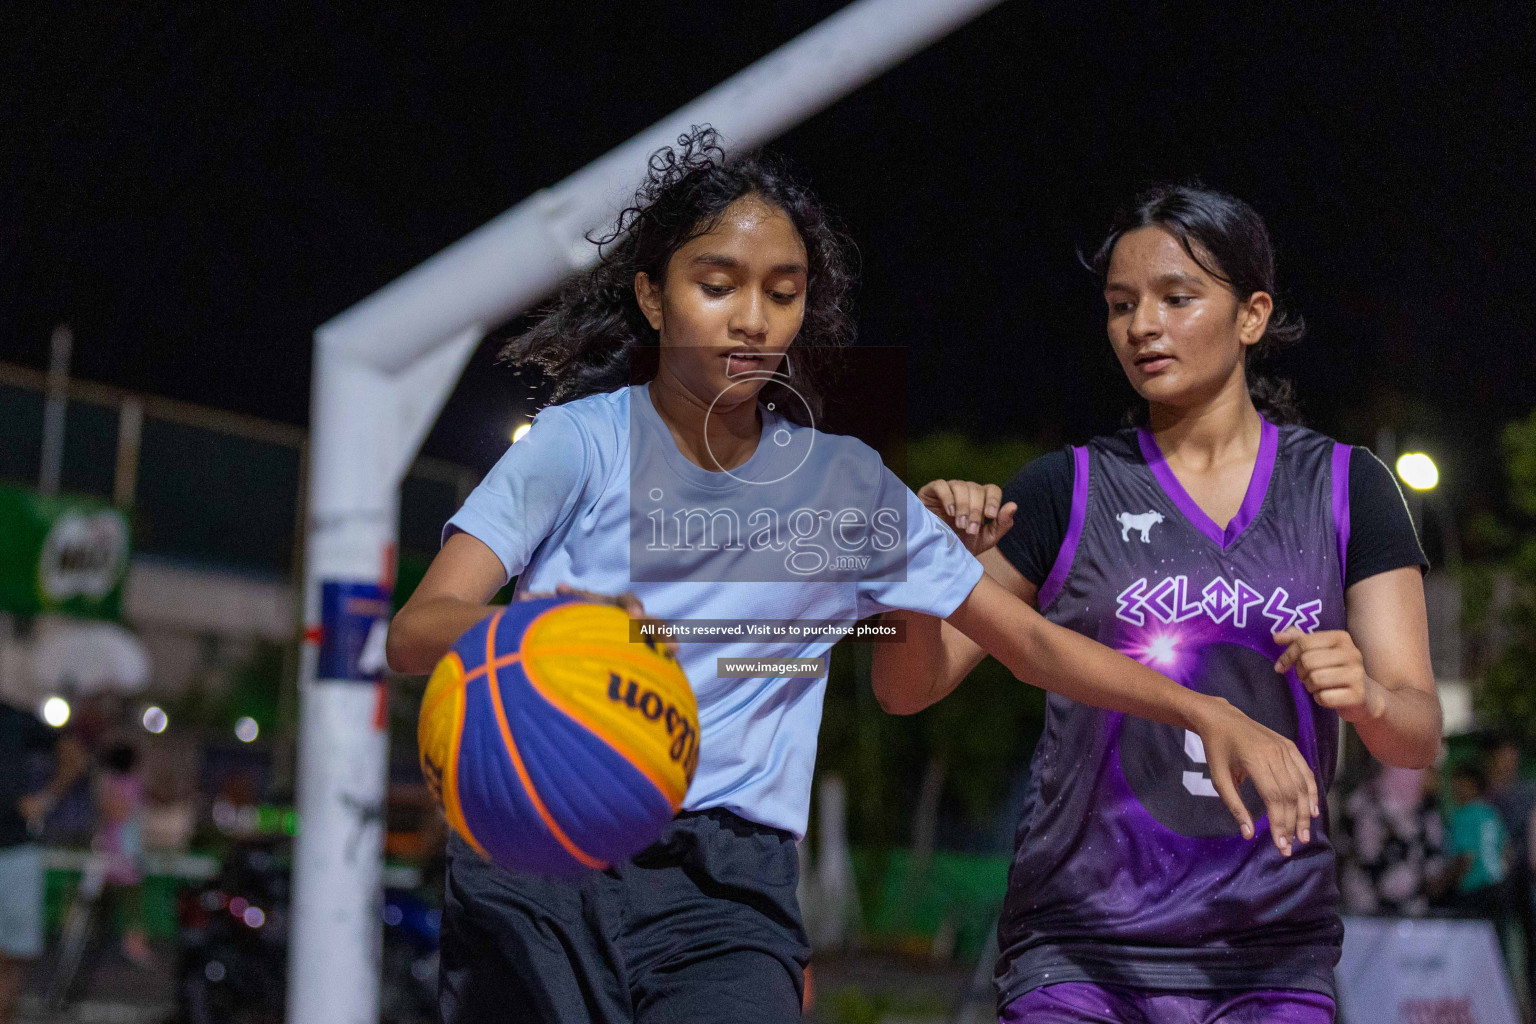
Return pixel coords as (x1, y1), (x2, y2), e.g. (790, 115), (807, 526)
(1394, 450), (1459, 571)
(1396, 452), (1439, 491)
(511, 422), (531, 443)
(41, 696), (70, 727)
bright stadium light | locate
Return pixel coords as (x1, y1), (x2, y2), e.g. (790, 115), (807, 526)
(235, 716), (260, 743)
(142, 706), (169, 734)
(42, 696), (71, 728)
(1396, 452), (1439, 491)
(511, 422), (531, 443)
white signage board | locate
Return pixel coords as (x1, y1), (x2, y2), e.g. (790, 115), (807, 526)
(1338, 915), (1519, 1024)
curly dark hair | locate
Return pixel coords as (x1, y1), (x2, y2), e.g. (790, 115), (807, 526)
(1087, 183), (1305, 425)
(502, 126), (856, 424)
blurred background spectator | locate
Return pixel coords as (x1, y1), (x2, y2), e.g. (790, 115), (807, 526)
(1486, 736), (1536, 999)
(1339, 764), (1446, 918)
(0, 699), (85, 1024)
(93, 743), (151, 969)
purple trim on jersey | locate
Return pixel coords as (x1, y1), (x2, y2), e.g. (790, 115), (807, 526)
(1331, 443), (1352, 589)
(1136, 418), (1280, 550)
(1038, 445), (1090, 608)
(1000, 982), (1336, 1024)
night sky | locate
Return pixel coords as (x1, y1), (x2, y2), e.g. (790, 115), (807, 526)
(4, 2), (1533, 517)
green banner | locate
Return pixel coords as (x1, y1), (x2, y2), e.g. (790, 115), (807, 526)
(0, 485), (130, 619)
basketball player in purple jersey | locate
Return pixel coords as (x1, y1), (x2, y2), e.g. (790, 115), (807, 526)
(874, 185), (1442, 1023)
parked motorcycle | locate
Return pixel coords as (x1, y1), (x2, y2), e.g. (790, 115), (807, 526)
(174, 839), (288, 1024)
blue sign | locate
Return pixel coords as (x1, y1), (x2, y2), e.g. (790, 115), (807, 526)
(317, 581), (393, 682)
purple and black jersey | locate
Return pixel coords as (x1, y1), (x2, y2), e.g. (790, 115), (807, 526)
(995, 419), (1357, 1006)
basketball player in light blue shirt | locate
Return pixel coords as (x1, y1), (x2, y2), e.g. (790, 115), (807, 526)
(443, 379), (980, 838)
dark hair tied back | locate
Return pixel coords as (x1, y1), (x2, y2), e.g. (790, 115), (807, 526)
(1088, 183), (1304, 424)
(502, 126), (856, 423)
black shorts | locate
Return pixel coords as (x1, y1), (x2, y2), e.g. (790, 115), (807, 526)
(440, 808), (809, 1024)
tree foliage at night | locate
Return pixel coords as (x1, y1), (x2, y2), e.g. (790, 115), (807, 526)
(1472, 409), (1536, 738)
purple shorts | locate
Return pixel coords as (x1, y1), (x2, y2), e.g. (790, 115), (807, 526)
(1000, 982), (1336, 1024)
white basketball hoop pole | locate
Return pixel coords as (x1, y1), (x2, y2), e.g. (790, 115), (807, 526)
(287, 1), (1006, 1020)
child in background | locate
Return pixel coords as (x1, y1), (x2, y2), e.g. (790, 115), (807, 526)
(95, 744), (150, 968)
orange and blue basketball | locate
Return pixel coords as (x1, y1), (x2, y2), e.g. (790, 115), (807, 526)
(417, 594), (697, 876)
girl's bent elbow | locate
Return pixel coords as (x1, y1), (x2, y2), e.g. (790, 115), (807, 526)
(871, 680), (927, 716)
(1410, 736), (1442, 770)
(384, 616), (424, 675)
(1377, 733), (1442, 771)
(1386, 746), (1439, 771)
(875, 693), (920, 716)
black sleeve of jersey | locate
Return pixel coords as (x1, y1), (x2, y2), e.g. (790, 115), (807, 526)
(1346, 447), (1429, 588)
(996, 450), (1074, 587)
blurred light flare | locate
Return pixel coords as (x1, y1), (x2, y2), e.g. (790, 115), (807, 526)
(1396, 452), (1439, 490)
(511, 422), (531, 443)
(1122, 629), (1186, 673)
(1145, 633), (1179, 667)
(142, 706), (168, 733)
(42, 696), (70, 727)
(235, 716), (260, 743)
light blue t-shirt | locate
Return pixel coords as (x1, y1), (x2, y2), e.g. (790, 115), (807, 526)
(447, 383), (982, 837)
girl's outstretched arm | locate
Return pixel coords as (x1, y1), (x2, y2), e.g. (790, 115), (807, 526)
(871, 479), (1318, 855)
(966, 574), (1315, 853)
(870, 546), (1021, 715)
(869, 478), (1022, 715)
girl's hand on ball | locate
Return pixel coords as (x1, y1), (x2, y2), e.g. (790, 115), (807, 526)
(916, 479), (1016, 555)
(546, 584), (679, 658)
(1273, 628), (1385, 724)
(549, 583), (644, 617)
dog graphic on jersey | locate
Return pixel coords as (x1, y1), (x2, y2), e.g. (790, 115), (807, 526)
(1117, 510), (1164, 543)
